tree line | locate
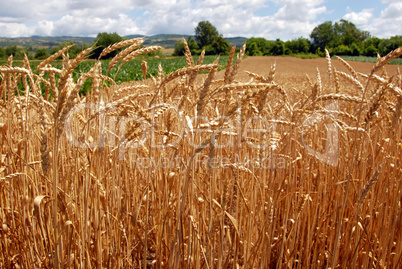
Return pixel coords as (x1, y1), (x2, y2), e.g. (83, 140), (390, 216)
(175, 20), (401, 58)
(0, 32), (161, 60)
(0, 42), (92, 60)
(0, 19), (401, 60)
(246, 20), (401, 57)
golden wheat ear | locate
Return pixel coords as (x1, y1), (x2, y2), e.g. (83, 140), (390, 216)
(224, 45), (236, 84)
(227, 43), (246, 84)
(183, 37), (194, 67)
(98, 37), (143, 60)
(37, 45), (73, 71)
(111, 46), (163, 76)
(106, 38), (145, 72)
(336, 55), (358, 79)
(372, 47), (402, 73)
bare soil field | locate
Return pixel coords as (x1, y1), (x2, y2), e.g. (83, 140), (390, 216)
(231, 56), (400, 81)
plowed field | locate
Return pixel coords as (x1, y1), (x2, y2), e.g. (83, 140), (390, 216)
(218, 56), (400, 85)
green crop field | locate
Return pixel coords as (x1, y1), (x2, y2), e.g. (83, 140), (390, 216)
(0, 55), (231, 94)
(332, 55), (402, 65)
(2, 54), (399, 95)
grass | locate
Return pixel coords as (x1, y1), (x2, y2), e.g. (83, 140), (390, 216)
(333, 55), (402, 65)
(0, 38), (401, 268)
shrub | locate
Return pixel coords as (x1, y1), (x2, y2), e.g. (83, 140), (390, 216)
(35, 48), (49, 59)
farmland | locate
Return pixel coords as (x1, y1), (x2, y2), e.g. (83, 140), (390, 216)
(0, 55), (231, 95)
(0, 38), (401, 268)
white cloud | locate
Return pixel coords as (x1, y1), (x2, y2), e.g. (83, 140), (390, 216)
(259, 0), (326, 40)
(274, 0), (326, 22)
(48, 14), (144, 37)
(0, 22), (30, 37)
(0, 0), (67, 22)
(342, 2), (402, 38)
(0, 0), (400, 40)
(34, 21), (54, 36)
(369, 1), (402, 37)
(343, 9), (374, 26)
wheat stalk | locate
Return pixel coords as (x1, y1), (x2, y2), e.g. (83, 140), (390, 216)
(224, 45), (236, 84)
(197, 65), (218, 118)
(98, 37), (143, 60)
(141, 60), (148, 79)
(227, 43), (246, 84)
(183, 37), (194, 67)
(37, 45), (73, 70)
(118, 45), (163, 71)
(372, 47), (402, 73)
(107, 39), (145, 72)
(336, 55), (358, 79)
(335, 70), (364, 93)
(359, 165), (381, 202)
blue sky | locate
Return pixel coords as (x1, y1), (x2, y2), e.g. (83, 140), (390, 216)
(0, 0), (401, 40)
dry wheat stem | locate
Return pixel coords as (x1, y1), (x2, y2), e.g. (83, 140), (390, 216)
(1, 40), (401, 268)
(391, 96), (402, 129)
(315, 93), (366, 103)
(331, 50), (393, 268)
(57, 46), (93, 93)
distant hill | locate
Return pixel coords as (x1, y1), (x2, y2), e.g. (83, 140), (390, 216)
(0, 34), (248, 50)
(128, 34), (247, 48)
(0, 36), (95, 48)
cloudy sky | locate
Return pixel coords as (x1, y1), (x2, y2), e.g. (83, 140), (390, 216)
(0, 0), (401, 40)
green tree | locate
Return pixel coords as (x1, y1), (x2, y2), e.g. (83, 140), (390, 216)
(364, 45), (378, 57)
(35, 48), (49, 59)
(15, 48), (27, 59)
(362, 37), (381, 56)
(173, 40), (185, 56)
(310, 21), (336, 51)
(332, 44), (352, 55)
(247, 42), (262, 56)
(270, 39), (285, 55)
(5, 45), (18, 57)
(350, 43), (361, 56)
(209, 36), (230, 55)
(0, 47), (5, 58)
(92, 32), (124, 59)
(285, 37), (311, 54)
(378, 35), (402, 56)
(195, 21), (220, 48)
(172, 36), (200, 56)
(311, 20), (370, 53)
(245, 37), (273, 55)
(334, 19), (369, 46)
(187, 36), (200, 54)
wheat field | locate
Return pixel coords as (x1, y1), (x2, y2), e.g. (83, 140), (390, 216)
(0, 38), (401, 268)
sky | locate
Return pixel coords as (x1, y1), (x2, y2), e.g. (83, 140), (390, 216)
(0, 0), (401, 40)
